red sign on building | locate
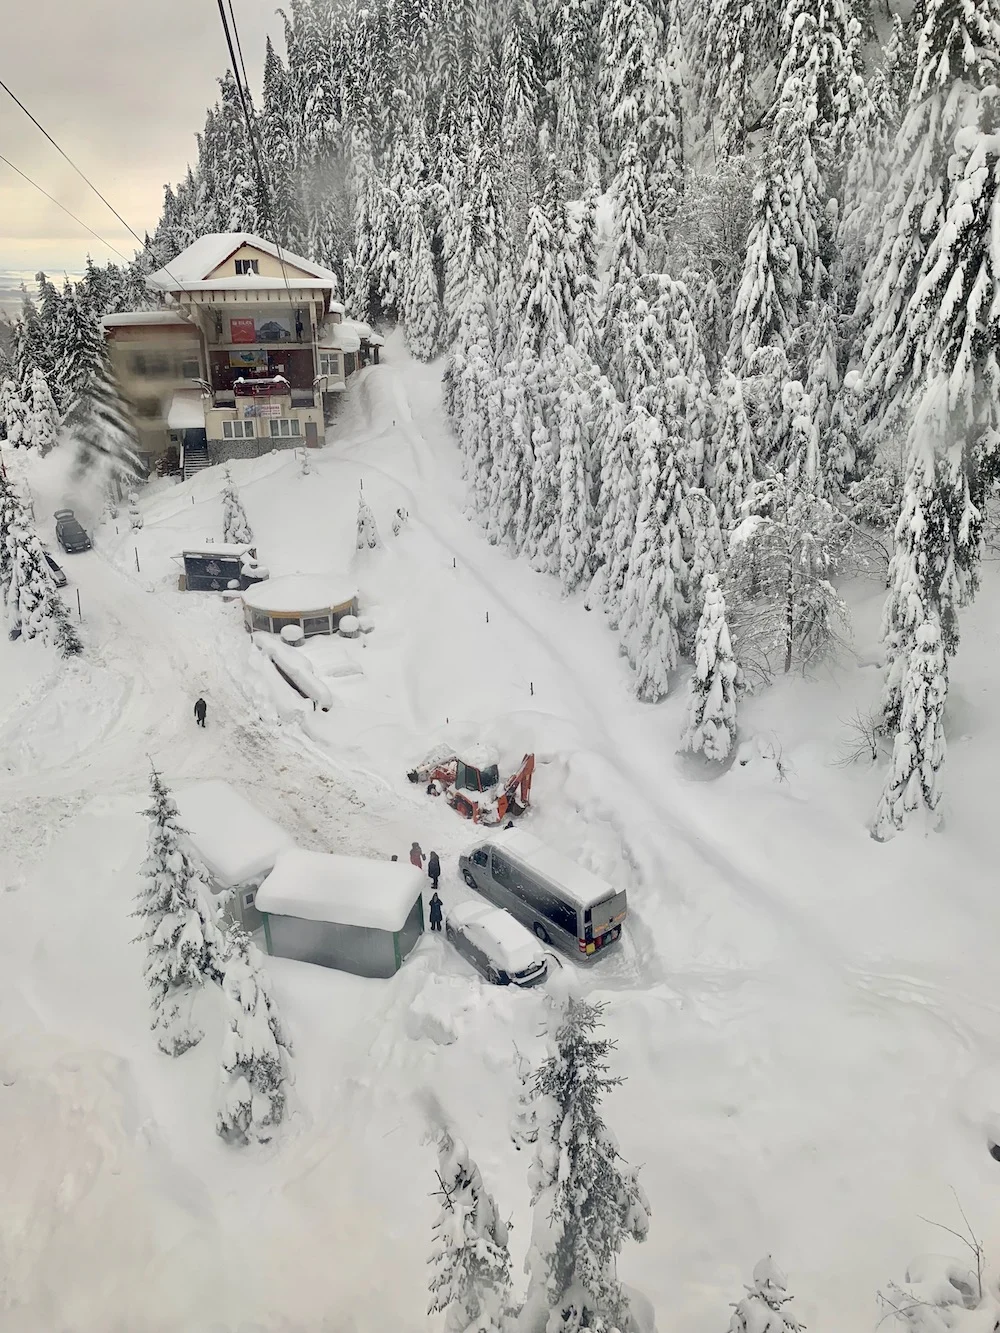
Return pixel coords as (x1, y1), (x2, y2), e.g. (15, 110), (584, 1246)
(230, 317), (256, 344)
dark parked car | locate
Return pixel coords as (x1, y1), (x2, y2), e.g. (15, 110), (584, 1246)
(42, 550), (67, 586)
(54, 510), (91, 554)
(445, 901), (548, 987)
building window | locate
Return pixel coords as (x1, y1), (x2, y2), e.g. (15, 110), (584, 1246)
(135, 397), (160, 419)
(243, 891), (256, 910)
(223, 419), (255, 439)
(131, 353), (148, 375)
(179, 357), (201, 379)
(268, 418), (301, 438)
(235, 258), (259, 275)
(319, 353), (340, 377)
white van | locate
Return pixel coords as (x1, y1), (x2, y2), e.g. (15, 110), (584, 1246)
(458, 828), (627, 961)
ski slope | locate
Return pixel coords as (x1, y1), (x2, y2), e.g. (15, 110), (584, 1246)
(3, 334), (1000, 1331)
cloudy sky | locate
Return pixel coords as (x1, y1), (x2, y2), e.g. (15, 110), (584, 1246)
(1, 1), (284, 310)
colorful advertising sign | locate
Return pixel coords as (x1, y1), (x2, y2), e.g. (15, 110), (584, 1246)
(230, 317), (256, 344)
(229, 349), (267, 369)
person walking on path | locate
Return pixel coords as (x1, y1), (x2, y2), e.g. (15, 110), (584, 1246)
(194, 697), (207, 728)
(428, 891), (443, 932)
(428, 850), (441, 892)
(410, 842), (425, 869)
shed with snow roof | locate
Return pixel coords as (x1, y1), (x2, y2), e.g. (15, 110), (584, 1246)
(172, 779), (295, 932)
(242, 573), (357, 636)
(255, 849), (425, 977)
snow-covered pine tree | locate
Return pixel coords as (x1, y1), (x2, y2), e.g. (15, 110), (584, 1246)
(54, 290), (104, 417)
(4, 495), (82, 654)
(712, 370), (756, 530)
(221, 470), (254, 545)
(356, 490), (382, 550)
(402, 189), (445, 361)
(618, 405), (687, 701)
(427, 1126), (512, 1332)
(523, 995), (650, 1333)
(27, 367), (59, 455)
(527, 402), (561, 576)
(680, 573), (738, 762)
(871, 616), (948, 842)
(694, 0), (780, 158)
(62, 346), (142, 494)
(217, 924), (292, 1145)
(683, 488), (725, 641)
(729, 1257), (804, 1333)
(556, 345), (599, 594)
(603, 136), (648, 399)
(133, 766), (224, 1057)
(0, 380), (29, 448)
(0, 467), (18, 605)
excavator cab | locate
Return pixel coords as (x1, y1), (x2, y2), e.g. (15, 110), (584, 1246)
(455, 757), (500, 792)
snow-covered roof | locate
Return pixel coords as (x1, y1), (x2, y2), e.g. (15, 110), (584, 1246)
(101, 309), (193, 327)
(173, 780), (295, 889)
(449, 901), (542, 975)
(146, 233), (340, 291)
(344, 318), (373, 339)
(486, 829), (619, 909)
(242, 573), (357, 615)
(179, 543), (255, 560)
(367, 332), (385, 347)
(256, 849), (424, 930)
(318, 321), (362, 353)
(166, 391), (206, 430)
(170, 277), (336, 293)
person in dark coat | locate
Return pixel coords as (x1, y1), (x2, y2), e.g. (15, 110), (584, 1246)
(194, 697), (207, 728)
(410, 842), (425, 869)
(428, 850), (441, 891)
(428, 891), (443, 932)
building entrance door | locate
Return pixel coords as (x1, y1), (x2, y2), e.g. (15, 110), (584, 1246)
(305, 421), (319, 447)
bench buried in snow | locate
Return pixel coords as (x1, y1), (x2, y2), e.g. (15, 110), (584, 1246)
(172, 779), (295, 933)
(255, 849), (426, 978)
(241, 572), (357, 636)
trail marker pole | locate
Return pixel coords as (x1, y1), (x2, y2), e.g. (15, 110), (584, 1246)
(530, 681), (534, 697)
(76, 589), (82, 621)
(134, 547), (140, 573)
(452, 557), (456, 569)
(486, 611), (489, 625)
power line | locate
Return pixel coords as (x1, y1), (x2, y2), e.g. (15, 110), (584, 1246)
(0, 152), (135, 266)
(0, 74), (193, 292)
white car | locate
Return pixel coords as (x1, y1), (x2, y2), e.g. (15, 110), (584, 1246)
(445, 901), (548, 988)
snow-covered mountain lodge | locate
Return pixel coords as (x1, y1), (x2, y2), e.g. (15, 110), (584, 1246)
(101, 233), (382, 475)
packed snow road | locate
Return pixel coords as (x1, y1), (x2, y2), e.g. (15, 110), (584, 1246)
(3, 338), (1000, 1331)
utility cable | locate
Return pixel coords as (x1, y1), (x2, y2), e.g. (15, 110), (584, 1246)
(0, 151), (134, 266)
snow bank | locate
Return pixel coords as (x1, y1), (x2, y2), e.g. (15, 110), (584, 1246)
(172, 780), (295, 889)
(252, 632), (333, 710)
(256, 848), (424, 930)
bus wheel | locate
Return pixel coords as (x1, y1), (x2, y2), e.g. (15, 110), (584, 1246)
(533, 923), (550, 945)
(463, 869), (477, 889)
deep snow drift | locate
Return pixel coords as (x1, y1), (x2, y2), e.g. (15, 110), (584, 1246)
(3, 336), (1000, 1331)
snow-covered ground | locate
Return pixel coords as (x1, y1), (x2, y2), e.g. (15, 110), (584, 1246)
(3, 334), (1000, 1331)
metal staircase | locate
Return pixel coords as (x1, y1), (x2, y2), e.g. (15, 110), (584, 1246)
(182, 442), (211, 481)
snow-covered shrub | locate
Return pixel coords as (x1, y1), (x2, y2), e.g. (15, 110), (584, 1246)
(297, 447), (312, 476)
(356, 492), (382, 550)
(392, 505), (408, 536)
(128, 491), (143, 531)
(221, 470), (253, 544)
(217, 925), (292, 1145)
(879, 1254), (986, 1331)
(523, 996), (650, 1333)
(729, 1256), (804, 1333)
(680, 573), (738, 762)
(133, 766), (224, 1057)
(428, 1126), (511, 1331)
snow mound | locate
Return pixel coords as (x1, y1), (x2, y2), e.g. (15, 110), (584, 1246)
(0, 658), (127, 775)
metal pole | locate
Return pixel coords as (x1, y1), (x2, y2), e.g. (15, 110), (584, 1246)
(530, 681), (533, 697)
(134, 547), (140, 573)
(76, 589), (82, 621)
(486, 610), (489, 624)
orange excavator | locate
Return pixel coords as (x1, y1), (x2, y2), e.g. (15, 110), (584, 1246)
(407, 746), (535, 824)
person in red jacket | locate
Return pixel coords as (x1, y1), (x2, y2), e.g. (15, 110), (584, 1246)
(409, 842), (425, 869)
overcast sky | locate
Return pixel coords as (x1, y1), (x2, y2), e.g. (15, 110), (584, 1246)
(1, 1), (284, 309)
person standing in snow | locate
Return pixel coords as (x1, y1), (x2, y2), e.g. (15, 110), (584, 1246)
(194, 697), (207, 728)
(428, 850), (441, 891)
(428, 891), (443, 932)
(410, 842), (425, 869)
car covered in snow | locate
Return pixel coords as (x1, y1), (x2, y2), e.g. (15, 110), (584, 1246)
(445, 900), (548, 988)
(53, 510), (91, 554)
(42, 550), (67, 586)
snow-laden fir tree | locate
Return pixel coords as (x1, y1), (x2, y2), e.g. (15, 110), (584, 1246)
(221, 469), (254, 544)
(133, 766), (224, 1057)
(427, 1125), (512, 1332)
(603, 137), (648, 399)
(27, 367), (59, 455)
(403, 189), (445, 362)
(555, 346), (600, 594)
(4, 495), (82, 655)
(62, 346), (142, 494)
(356, 490), (382, 550)
(217, 925), (292, 1145)
(694, 0), (780, 157)
(618, 405), (687, 701)
(1, 381), (29, 448)
(871, 616), (948, 842)
(0, 467), (18, 604)
(527, 403), (561, 576)
(712, 371), (756, 530)
(729, 470), (849, 678)
(729, 1256), (804, 1333)
(683, 488), (725, 641)
(680, 573), (738, 762)
(522, 995), (649, 1333)
(54, 291), (104, 417)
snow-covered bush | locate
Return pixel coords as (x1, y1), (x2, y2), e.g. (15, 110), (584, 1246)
(728, 1256), (804, 1333)
(680, 573), (738, 762)
(133, 766), (224, 1056)
(879, 1254), (986, 1331)
(221, 470), (253, 544)
(428, 1126), (511, 1331)
(217, 925), (292, 1145)
(297, 446), (312, 476)
(392, 505), (408, 536)
(128, 491), (143, 531)
(523, 996), (650, 1333)
(356, 492), (382, 550)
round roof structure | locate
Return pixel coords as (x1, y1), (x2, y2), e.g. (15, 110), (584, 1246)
(242, 573), (356, 615)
